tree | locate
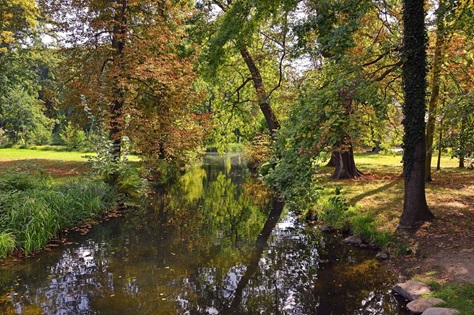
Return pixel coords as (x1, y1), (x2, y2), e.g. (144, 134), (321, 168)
(197, 0), (289, 137)
(0, 0), (38, 52)
(399, 0), (434, 228)
(0, 85), (54, 145)
(291, 0), (400, 179)
(425, 0), (473, 180)
(41, 0), (208, 179)
(425, 5), (446, 181)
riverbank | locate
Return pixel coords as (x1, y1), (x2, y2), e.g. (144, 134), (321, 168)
(315, 154), (474, 313)
(0, 149), (122, 257)
(1, 149), (472, 312)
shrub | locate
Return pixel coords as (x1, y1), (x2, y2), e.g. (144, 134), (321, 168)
(60, 122), (87, 150)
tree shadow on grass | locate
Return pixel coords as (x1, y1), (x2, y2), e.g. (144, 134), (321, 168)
(348, 180), (401, 205)
(0, 159), (91, 178)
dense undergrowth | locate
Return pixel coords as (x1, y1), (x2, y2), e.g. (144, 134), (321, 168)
(0, 172), (117, 257)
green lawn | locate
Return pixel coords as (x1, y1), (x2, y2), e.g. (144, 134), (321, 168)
(0, 148), (90, 162)
(0, 148), (140, 162)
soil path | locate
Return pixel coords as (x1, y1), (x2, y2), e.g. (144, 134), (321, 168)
(387, 194), (474, 284)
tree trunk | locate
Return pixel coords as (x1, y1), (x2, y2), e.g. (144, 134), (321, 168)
(436, 118), (443, 170)
(425, 11), (445, 182)
(240, 47), (280, 137)
(458, 113), (468, 168)
(399, 0), (434, 229)
(326, 152), (336, 167)
(331, 140), (363, 179)
(109, 0), (128, 163)
(400, 140), (434, 228)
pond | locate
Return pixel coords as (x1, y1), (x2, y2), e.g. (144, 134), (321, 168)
(0, 153), (407, 314)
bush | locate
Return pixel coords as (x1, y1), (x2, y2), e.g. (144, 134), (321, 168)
(60, 122), (87, 150)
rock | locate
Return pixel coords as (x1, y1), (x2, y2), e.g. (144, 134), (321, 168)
(392, 280), (431, 301)
(343, 235), (363, 245)
(421, 307), (459, 315)
(375, 251), (389, 260)
(407, 298), (445, 314)
(319, 225), (332, 233)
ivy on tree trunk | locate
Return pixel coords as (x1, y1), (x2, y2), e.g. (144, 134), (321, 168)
(109, 0), (128, 165)
(399, 0), (434, 228)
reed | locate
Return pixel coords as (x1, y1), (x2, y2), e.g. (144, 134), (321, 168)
(0, 173), (117, 256)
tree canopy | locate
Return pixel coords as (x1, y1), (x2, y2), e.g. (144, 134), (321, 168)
(1, 0), (473, 222)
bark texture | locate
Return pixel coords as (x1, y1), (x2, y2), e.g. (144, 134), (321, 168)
(425, 16), (445, 182)
(331, 142), (363, 179)
(109, 0), (128, 162)
(399, 0), (434, 228)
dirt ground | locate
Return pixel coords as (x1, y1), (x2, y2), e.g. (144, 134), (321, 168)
(0, 159), (90, 178)
(387, 192), (474, 285)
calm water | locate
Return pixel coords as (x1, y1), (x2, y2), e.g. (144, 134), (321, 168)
(0, 153), (406, 314)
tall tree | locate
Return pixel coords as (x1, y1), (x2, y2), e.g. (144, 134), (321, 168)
(424, 0), (473, 179)
(399, 0), (434, 228)
(198, 0), (288, 137)
(425, 4), (446, 181)
(41, 0), (207, 178)
(293, 0), (393, 179)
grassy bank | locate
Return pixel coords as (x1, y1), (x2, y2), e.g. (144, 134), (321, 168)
(0, 172), (117, 257)
(0, 148), (123, 257)
(305, 153), (471, 251)
(303, 153), (474, 313)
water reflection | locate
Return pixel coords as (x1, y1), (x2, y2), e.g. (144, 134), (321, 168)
(0, 153), (404, 314)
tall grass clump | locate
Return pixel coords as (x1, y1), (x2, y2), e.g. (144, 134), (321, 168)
(0, 172), (117, 257)
(304, 187), (395, 250)
(304, 188), (349, 230)
(0, 232), (15, 257)
(348, 212), (394, 249)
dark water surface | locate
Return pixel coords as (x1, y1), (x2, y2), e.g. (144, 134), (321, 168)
(0, 153), (406, 314)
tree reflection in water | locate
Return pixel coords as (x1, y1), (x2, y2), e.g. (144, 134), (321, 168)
(0, 153), (404, 314)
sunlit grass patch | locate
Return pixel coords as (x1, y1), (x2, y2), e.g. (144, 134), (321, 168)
(310, 153), (474, 252)
(0, 148), (140, 163)
(432, 283), (474, 315)
(0, 148), (89, 162)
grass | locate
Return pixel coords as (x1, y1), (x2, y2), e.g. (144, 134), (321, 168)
(0, 148), (90, 162)
(0, 147), (148, 257)
(0, 147), (140, 163)
(432, 283), (474, 315)
(311, 153), (473, 246)
(0, 172), (117, 256)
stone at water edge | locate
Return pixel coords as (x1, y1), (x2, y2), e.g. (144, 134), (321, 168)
(375, 251), (389, 260)
(421, 307), (459, 315)
(392, 280), (431, 301)
(407, 298), (445, 314)
(343, 235), (363, 245)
